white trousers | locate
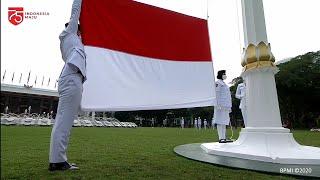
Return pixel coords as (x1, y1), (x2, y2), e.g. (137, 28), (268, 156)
(49, 73), (83, 163)
(217, 124), (226, 140)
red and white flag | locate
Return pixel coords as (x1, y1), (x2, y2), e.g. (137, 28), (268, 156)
(80, 0), (215, 111)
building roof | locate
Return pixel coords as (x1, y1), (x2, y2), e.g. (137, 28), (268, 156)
(1, 83), (58, 97)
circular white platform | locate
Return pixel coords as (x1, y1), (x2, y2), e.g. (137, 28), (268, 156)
(174, 143), (320, 178)
(201, 128), (320, 165)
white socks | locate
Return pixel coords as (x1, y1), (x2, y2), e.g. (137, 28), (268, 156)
(217, 124), (226, 140)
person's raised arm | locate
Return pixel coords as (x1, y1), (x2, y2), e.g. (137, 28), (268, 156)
(65, 0), (83, 34)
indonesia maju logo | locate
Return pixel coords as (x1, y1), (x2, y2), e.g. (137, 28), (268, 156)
(8, 7), (24, 25)
(8, 7), (50, 26)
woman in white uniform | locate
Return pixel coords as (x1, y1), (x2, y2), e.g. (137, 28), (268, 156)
(213, 70), (232, 143)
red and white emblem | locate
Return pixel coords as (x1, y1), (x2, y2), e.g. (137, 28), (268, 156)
(8, 7), (24, 25)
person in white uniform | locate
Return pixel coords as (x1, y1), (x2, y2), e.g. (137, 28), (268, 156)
(151, 118), (155, 127)
(236, 80), (247, 127)
(194, 118), (198, 129)
(204, 119), (207, 130)
(213, 70), (232, 143)
(197, 117), (202, 130)
(49, 0), (86, 171)
(211, 117), (215, 129)
(180, 117), (184, 129)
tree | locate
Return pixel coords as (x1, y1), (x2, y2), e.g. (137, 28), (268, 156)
(275, 51), (320, 128)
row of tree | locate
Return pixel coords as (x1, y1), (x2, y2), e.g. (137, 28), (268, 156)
(113, 51), (319, 129)
(275, 51), (319, 128)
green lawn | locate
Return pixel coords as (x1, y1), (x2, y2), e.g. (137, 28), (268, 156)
(1, 126), (319, 179)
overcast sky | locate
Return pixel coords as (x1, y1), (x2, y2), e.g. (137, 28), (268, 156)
(1, 0), (320, 89)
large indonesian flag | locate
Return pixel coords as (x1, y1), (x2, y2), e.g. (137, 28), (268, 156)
(80, 0), (215, 111)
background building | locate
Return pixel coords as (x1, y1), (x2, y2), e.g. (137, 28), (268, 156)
(1, 83), (58, 115)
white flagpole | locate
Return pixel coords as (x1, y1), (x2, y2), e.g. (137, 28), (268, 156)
(11, 72), (15, 82)
(54, 79), (58, 88)
(34, 75), (37, 86)
(2, 70), (6, 81)
(19, 73), (22, 84)
(27, 71), (31, 85)
(41, 76), (45, 86)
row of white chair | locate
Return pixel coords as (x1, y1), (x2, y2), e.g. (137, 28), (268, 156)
(73, 119), (137, 128)
(1, 114), (137, 128)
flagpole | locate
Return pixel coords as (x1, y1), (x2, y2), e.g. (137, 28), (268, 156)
(11, 72), (15, 82)
(34, 75), (38, 86)
(2, 69), (6, 81)
(54, 79), (58, 88)
(41, 76), (45, 86)
(27, 71), (31, 85)
(205, 0), (217, 107)
(206, 0), (209, 20)
(19, 73), (22, 84)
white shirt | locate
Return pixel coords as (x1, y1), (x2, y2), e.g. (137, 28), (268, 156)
(236, 83), (246, 109)
(215, 79), (232, 108)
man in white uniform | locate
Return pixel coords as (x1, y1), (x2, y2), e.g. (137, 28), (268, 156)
(163, 118), (167, 127)
(197, 117), (202, 130)
(194, 118), (198, 129)
(151, 118), (155, 127)
(211, 117), (215, 129)
(203, 119), (207, 130)
(49, 0), (86, 171)
(180, 117), (184, 129)
(213, 70), (232, 143)
(236, 80), (247, 127)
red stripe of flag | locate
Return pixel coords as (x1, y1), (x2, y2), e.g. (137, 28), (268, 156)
(80, 0), (212, 62)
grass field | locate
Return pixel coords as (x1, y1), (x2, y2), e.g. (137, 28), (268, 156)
(1, 126), (319, 179)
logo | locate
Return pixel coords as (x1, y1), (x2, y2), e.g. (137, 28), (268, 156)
(8, 7), (24, 25)
(8, 7), (50, 26)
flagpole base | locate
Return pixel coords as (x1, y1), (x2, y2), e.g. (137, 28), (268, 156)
(201, 127), (320, 165)
(174, 143), (320, 177)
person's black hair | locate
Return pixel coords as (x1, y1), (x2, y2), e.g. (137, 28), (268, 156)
(65, 23), (81, 31)
(217, 70), (226, 80)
